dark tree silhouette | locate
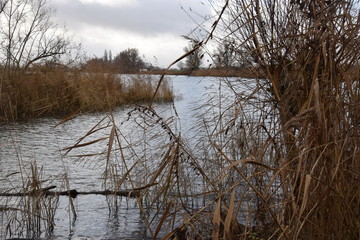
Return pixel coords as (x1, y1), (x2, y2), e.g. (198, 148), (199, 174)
(113, 48), (145, 73)
(184, 42), (203, 70)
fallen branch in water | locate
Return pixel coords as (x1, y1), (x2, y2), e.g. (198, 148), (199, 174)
(47, 189), (141, 198)
(0, 183), (158, 199)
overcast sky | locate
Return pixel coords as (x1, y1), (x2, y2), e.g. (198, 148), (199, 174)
(51, 0), (215, 67)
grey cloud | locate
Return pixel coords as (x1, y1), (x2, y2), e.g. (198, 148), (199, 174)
(53, 0), (210, 36)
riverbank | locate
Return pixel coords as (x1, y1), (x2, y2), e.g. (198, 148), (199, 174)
(141, 65), (359, 80)
(141, 66), (258, 78)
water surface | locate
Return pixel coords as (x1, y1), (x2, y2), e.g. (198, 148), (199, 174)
(0, 75), (218, 239)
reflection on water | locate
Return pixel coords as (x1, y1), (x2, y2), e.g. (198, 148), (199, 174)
(0, 75), (216, 239)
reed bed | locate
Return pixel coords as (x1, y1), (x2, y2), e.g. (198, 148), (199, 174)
(0, 68), (173, 122)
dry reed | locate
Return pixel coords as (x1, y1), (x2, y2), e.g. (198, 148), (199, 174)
(1, 161), (60, 239)
(0, 67), (173, 122)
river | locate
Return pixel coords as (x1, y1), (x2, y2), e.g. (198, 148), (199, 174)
(0, 75), (223, 239)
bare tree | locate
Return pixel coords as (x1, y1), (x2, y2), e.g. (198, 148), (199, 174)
(0, 0), (9, 14)
(0, 0), (71, 72)
(113, 48), (145, 73)
(213, 38), (236, 68)
(184, 40), (203, 70)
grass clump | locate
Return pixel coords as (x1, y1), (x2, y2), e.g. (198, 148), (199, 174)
(1, 161), (60, 239)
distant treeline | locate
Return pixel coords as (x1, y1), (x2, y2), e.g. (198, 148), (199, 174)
(83, 48), (156, 74)
(142, 67), (259, 78)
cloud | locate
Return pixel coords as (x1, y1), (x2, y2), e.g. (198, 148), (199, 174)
(51, 0), (213, 66)
(76, 25), (189, 67)
(53, 0), (207, 36)
(78, 0), (139, 7)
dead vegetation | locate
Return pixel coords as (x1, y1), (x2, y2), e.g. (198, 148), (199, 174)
(0, 0), (359, 239)
(127, 0), (359, 238)
(0, 67), (173, 122)
(1, 161), (60, 239)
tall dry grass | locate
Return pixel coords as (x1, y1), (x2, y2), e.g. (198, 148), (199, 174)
(0, 67), (173, 122)
(227, 1), (359, 239)
(184, 0), (360, 239)
(1, 161), (60, 239)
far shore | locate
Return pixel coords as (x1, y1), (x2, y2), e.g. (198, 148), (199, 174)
(138, 67), (258, 79)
